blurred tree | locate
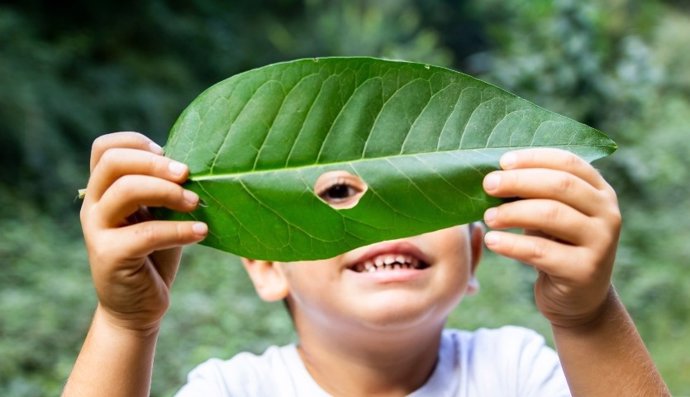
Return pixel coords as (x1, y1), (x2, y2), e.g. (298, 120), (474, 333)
(261, 0), (453, 65)
(0, 1), (302, 215)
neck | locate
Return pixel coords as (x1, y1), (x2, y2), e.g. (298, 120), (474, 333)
(296, 321), (444, 397)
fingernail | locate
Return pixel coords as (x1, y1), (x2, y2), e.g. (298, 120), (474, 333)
(483, 173), (501, 192)
(484, 231), (500, 246)
(484, 207), (497, 224)
(183, 189), (199, 205)
(192, 222), (208, 236)
(149, 141), (164, 154)
(169, 161), (187, 177)
(500, 152), (517, 169)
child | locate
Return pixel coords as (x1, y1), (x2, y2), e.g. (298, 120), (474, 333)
(63, 132), (668, 396)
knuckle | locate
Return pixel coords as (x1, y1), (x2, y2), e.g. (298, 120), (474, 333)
(136, 223), (159, 245)
(598, 192), (622, 228)
(529, 240), (547, 261)
(100, 147), (121, 166)
(111, 175), (138, 197)
(554, 174), (574, 194)
(80, 203), (100, 228)
(136, 150), (168, 178)
(501, 235), (519, 256)
(170, 185), (186, 204)
(91, 135), (108, 154)
(176, 223), (189, 241)
(145, 153), (162, 174)
(504, 171), (519, 191)
(589, 219), (619, 254)
(528, 148), (541, 159)
(126, 131), (149, 143)
(609, 207), (622, 229)
(542, 202), (562, 224)
(577, 254), (600, 284)
(604, 185), (620, 204)
(88, 235), (115, 269)
(563, 151), (582, 168)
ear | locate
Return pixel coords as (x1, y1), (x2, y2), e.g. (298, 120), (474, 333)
(241, 258), (289, 302)
(466, 222), (485, 296)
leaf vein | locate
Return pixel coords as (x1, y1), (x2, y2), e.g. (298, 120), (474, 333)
(251, 73), (320, 170)
(362, 77), (429, 158)
(400, 82), (455, 154)
(314, 77), (381, 163)
(209, 79), (274, 174)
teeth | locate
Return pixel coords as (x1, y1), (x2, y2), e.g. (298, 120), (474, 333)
(364, 261), (374, 272)
(351, 254), (427, 273)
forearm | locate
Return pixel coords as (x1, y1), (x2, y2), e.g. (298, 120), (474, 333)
(552, 288), (669, 397)
(62, 305), (159, 397)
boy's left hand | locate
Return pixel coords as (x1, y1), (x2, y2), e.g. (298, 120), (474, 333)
(482, 148), (622, 329)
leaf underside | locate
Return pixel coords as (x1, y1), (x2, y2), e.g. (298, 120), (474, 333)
(163, 57), (616, 261)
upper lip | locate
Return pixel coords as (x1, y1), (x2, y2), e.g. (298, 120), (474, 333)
(345, 240), (432, 271)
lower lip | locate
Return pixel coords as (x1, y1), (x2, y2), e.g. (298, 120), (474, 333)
(345, 267), (430, 284)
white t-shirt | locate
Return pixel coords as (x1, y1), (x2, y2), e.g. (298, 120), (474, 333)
(175, 326), (570, 396)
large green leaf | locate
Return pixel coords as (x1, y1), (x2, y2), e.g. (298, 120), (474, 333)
(163, 57), (616, 261)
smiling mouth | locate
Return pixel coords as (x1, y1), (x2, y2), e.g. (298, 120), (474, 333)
(348, 254), (430, 273)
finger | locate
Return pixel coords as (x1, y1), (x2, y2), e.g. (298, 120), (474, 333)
(483, 168), (605, 216)
(116, 220), (207, 258)
(499, 148), (609, 191)
(90, 132), (163, 172)
(483, 199), (591, 245)
(97, 175), (199, 227)
(86, 148), (189, 202)
(484, 230), (586, 278)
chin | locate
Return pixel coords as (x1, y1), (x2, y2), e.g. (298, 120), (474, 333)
(352, 292), (459, 332)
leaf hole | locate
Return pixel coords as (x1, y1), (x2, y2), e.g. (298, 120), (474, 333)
(314, 170), (368, 210)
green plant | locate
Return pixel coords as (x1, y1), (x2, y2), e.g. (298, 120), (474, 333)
(164, 57), (614, 260)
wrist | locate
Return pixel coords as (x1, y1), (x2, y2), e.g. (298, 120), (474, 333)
(94, 305), (162, 339)
(550, 286), (618, 334)
(64, 305), (160, 397)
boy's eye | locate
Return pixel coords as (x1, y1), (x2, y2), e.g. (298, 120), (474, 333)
(314, 171), (368, 209)
(319, 183), (359, 202)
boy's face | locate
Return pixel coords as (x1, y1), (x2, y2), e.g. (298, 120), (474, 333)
(244, 225), (482, 335)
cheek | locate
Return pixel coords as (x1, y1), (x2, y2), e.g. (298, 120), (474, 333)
(425, 227), (474, 269)
(282, 262), (340, 307)
(424, 228), (475, 295)
(282, 264), (363, 329)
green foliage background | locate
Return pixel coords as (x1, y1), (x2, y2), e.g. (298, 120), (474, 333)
(1, 0), (688, 395)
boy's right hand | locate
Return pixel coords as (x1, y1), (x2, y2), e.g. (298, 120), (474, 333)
(80, 132), (207, 334)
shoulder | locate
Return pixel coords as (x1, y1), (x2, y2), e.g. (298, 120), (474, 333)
(175, 344), (304, 397)
(439, 326), (571, 396)
(444, 325), (550, 355)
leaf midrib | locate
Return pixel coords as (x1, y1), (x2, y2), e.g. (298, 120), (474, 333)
(190, 143), (612, 182)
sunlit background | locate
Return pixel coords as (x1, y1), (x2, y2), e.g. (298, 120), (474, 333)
(1, 1), (689, 395)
